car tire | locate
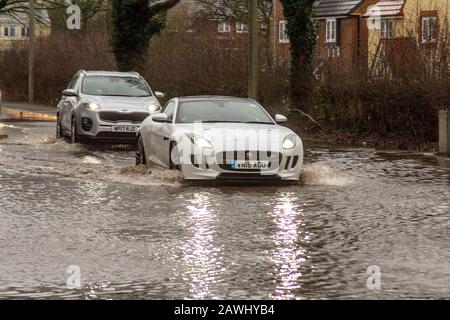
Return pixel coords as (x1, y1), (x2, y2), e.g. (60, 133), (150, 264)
(169, 142), (181, 170)
(56, 114), (63, 139)
(70, 116), (78, 144)
(136, 135), (147, 166)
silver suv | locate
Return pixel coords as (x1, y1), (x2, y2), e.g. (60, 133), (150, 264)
(56, 70), (164, 143)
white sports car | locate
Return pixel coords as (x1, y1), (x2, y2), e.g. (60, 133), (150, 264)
(136, 96), (303, 181)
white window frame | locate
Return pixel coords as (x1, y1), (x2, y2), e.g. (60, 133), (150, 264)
(236, 21), (248, 33)
(218, 20), (231, 33)
(21, 26), (29, 38)
(279, 20), (289, 43)
(380, 19), (394, 38)
(4, 25), (16, 38)
(327, 46), (340, 58)
(325, 18), (337, 43)
(421, 16), (437, 43)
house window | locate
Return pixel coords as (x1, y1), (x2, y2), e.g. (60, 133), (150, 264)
(279, 20), (289, 43)
(21, 27), (29, 37)
(327, 46), (340, 58)
(326, 19), (337, 43)
(218, 21), (231, 33)
(381, 20), (394, 38)
(236, 21), (248, 33)
(421, 16), (437, 43)
(4, 26), (16, 38)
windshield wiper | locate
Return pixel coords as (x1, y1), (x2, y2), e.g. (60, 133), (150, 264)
(95, 94), (150, 97)
(243, 121), (275, 124)
(199, 120), (274, 124)
(200, 120), (244, 123)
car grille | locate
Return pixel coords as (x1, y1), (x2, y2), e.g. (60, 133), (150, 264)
(217, 151), (282, 172)
(217, 173), (282, 181)
(96, 132), (137, 139)
(98, 111), (149, 123)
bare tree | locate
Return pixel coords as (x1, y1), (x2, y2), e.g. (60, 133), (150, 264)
(46, 0), (107, 31)
(0, 1), (106, 30)
(0, 0), (59, 25)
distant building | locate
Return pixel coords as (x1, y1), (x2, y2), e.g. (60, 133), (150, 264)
(164, 0), (268, 56)
(364, 0), (450, 77)
(272, 0), (450, 76)
(166, 0), (268, 39)
(0, 8), (50, 50)
(166, 0), (206, 32)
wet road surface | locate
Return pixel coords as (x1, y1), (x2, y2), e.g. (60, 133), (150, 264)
(1, 121), (449, 299)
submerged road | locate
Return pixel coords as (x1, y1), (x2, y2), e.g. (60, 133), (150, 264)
(0, 108), (450, 299)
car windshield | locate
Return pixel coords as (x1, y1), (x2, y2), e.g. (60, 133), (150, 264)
(82, 76), (151, 97)
(176, 100), (274, 124)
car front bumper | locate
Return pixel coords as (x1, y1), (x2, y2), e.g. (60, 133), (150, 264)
(75, 108), (149, 143)
(178, 142), (303, 181)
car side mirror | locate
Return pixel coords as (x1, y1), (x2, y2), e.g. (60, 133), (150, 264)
(63, 89), (78, 97)
(152, 113), (170, 123)
(154, 91), (165, 98)
(274, 114), (287, 123)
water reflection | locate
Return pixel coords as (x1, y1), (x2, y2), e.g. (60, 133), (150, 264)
(270, 193), (308, 299)
(179, 192), (223, 299)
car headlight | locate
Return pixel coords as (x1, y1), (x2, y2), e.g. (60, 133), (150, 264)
(82, 102), (101, 111)
(186, 133), (213, 149)
(146, 103), (161, 112)
(282, 134), (297, 149)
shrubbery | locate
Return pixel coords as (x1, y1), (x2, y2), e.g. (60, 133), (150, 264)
(0, 25), (448, 147)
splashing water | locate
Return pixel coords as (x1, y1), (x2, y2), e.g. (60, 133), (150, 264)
(39, 136), (57, 145)
(300, 163), (354, 186)
(115, 165), (185, 186)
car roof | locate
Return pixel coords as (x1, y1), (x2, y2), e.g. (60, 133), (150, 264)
(82, 70), (140, 78)
(177, 95), (254, 102)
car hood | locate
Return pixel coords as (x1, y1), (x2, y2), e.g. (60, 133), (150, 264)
(173, 123), (299, 150)
(81, 95), (159, 112)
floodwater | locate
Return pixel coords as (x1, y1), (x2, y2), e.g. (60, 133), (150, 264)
(0, 121), (449, 299)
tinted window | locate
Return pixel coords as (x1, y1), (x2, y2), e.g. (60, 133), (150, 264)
(176, 100), (274, 124)
(81, 76), (151, 97)
(68, 74), (79, 90)
(162, 101), (175, 119)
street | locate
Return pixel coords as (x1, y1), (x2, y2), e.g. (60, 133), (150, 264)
(1, 108), (450, 299)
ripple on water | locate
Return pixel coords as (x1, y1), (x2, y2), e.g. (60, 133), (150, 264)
(1, 123), (450, 299)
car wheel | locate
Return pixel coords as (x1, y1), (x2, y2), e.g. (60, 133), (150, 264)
(56, 114), (63, 139)
(169, 142), (181, 170)
(70, 117), (78, 144)
(136, 135), (147, 166)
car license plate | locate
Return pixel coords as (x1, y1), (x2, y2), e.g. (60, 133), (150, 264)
(231, 160), (269, 169)
(112, 125), (137, 132)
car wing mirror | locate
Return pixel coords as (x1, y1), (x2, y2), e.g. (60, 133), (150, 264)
(154, 91), (165, 99)
(152, 113), (170, 123)
(63, 89), (78, 97)
(274, 114), (287, 123)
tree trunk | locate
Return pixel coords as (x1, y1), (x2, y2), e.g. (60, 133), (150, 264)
(291, 49), (314, 112)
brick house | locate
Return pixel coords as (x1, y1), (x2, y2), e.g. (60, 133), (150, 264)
(0, 11), (50, 50)
(364, 0), (450, 77)
(167, 0), (253, 36)
(272, 0), (389, 73)
(313, 0), (379, 73)
(271, 0), (291, 62)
